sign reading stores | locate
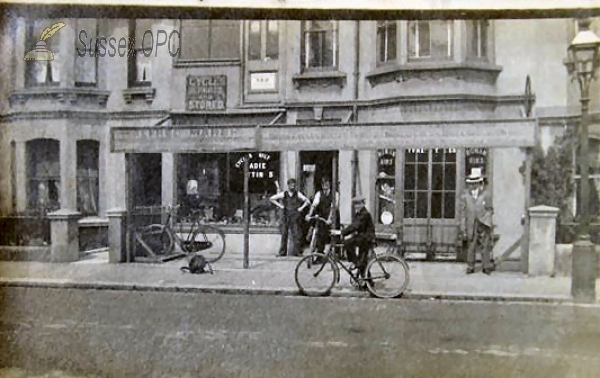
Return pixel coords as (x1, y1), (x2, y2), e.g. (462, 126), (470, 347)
(76, 29), (181, 58)
(186, 75), (227, 111)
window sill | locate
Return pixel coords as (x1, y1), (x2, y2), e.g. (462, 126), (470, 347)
(365, 61), (503, 87)
(9, 87), (110, 108)
(292, 70), (347, 90)
(122, 86), (156, 105)
(173, 59), (241, 68)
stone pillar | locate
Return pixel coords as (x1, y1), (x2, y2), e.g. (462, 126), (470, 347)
(15, 141), (27, 213)
(107, 208), (127, 263)
(48, 209), (81, 262)
(60, 135), (77, 210)
(527, 205), (559, 276)
(338, 150), (353, 224)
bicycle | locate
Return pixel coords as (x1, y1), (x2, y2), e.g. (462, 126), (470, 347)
(295, 229), (410, 299)
(305, 215), (331, 256)
(133, 205), (226, 263)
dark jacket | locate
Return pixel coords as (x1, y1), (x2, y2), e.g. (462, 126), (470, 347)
(341, 207), (375, 241)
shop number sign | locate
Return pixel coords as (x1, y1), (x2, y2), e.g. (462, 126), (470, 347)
(186, 75), (227, 111)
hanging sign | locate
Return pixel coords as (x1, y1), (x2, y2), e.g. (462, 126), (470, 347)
(465, 147), (488, 175)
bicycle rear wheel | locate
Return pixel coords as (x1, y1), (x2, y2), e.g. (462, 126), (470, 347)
(136, 224), (174, 256)
(181, 224), (226, 263)
(295, 253), (337, 297)
(365, 254), (410, 299)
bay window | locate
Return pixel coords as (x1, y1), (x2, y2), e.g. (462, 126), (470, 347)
(408, 20), (453, 61)
(301, 21), (338, 71)
(377, 21), (397, 65)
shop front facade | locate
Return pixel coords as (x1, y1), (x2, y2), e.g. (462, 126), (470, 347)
(1, 17), (594, 262)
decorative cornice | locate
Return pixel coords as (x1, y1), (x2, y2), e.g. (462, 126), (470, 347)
(8, 87), (110, 108)
(0, 109), (170, 123)
(292, 70), (347, 90)
(173, 59), (242, 69)
(365, 61), (503, 87)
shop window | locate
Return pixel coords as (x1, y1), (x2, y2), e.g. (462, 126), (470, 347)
(26, 139), (60, 212)
(466, 20), (489, 61)
(25, 19), (61, 87)
(128, 19), (154, 87)
(301, 20), (338, 71)
(375, 149), (396, 225)
(74, 19), (98, 87)
(248, 20), (278, 61)
(177, 152), (280, 225)
(407, 20), (452, 61)
(376, 21), (397, 65)
(404, 148), (457, 219)
(180, 20), (240, 61)
(76, 140), (99, 215)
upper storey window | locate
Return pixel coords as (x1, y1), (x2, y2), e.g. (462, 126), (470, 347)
(377, 21), (397, 65)
(248, 20), (279, 61)
(408, 20), (453, 61)
(180, 20), (240, 61)
(301, 21), (338, 71)
(466, 20), (489, 61)
(25, 19), (62, 87)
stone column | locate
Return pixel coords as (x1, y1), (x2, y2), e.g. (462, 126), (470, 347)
(527, 205), (559, 276)
(15, 141), (27, 213)
(60, 134), (77, 210)
(48, 209), (81, 262)
(107, 208), (127, 263)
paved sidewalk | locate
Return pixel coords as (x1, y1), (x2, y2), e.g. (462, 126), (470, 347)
(0, 251), (592, 304)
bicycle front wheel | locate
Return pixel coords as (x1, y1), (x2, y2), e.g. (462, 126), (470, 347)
(137, 224), (174, 256)
(365, 254), (410, 299)
(295, 253), (337, 297)
(181, 224), (226, 263)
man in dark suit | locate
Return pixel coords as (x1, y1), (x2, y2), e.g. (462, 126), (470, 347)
(460, 169), (494, 275)
(341, 196), (376, 284)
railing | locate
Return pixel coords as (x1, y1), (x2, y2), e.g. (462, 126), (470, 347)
(0, 214), (51, 246)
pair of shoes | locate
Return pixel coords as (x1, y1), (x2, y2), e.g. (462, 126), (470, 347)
(466, 267), (475, 274)
(483, 269), (492, 275)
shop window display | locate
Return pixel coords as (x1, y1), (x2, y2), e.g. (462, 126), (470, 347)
(376, 149), (396, 225)
(178, 152), (280, 226)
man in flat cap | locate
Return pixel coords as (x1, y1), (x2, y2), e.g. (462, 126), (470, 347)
(341, 195), (376, 287)
(459, 168), (494, 275)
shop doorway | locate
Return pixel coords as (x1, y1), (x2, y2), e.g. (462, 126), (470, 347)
(299, 150), (338, 201)
(401, 148), (459, 260)
(128, 153), (162, 208)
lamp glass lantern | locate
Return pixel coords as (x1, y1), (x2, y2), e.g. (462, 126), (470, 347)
(565, 21), (600, 97)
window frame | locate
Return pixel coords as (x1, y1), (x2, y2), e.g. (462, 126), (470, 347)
(178, 19), (241, 63)
(376, 20), (397, 65)
(248, 20), (279, 62)
(407, 20), (453, 61)
(466, 20), (489, 61)
(76, 140), (100, 216)
(25, 18), (62, 87)
(301, 20), (339, 72)
(74, 18), (99, 88)
(26, 139), (61, 213)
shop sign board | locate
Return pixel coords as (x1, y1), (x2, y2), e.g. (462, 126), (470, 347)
(186, 75), (227, 111)
(111, 119), (536, 153)
(111, 126), (256, 153)
(259, 120), (536, 150)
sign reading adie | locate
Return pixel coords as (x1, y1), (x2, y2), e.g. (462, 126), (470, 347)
(186, 75), (227, 111)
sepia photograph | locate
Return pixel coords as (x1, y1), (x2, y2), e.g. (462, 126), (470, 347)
(0, 0), (600, 376)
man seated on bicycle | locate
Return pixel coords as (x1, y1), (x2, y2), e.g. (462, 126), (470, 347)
(305, 178), (339, 254)
(341, 195), (376, 287)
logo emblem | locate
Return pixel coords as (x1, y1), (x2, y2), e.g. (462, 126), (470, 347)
(24, 22), (66, 61)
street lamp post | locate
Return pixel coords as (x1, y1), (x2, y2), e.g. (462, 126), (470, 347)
(564, 18), (600, 302)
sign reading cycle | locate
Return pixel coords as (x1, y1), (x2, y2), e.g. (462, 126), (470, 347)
(186, 75), (227, 111)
